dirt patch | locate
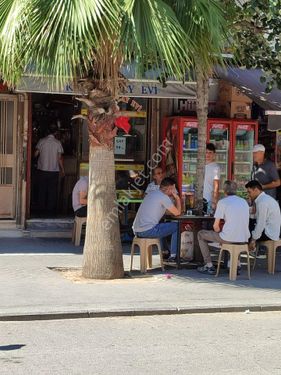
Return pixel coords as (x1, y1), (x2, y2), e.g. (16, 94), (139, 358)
(47, 267), (172, 284)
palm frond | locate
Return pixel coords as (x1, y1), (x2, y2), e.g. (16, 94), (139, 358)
(0, 0), (121, 88)
(120, 0), (192, 80)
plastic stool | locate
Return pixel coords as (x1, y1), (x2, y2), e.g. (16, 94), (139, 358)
(254, 240), (281, 274)
(72, 216), (87, 246)
(130, 237), (164, 273)
(216, 243), (250, 281)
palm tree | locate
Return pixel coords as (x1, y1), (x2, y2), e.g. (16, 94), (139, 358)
(0, 0), (226, 279)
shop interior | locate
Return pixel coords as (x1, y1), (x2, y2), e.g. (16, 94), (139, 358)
(29, 95), (149, 221)
(30, 93), (80, 218)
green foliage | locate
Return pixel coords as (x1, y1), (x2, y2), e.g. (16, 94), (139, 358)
(0, 0), (227, 90)
(225, 0), (281, 90)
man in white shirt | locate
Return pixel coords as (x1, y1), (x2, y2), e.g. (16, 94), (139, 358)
(245, 180), (281, 251)
(197, 180), (250, 275)
(72, 176), (89, 217)
(35, 124), (64, 214)
(203, 143), (220, 214)
(145, 167), (164, 195)
(133, 177), (181, 262)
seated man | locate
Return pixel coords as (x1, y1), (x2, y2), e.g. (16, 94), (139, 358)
(245, 180), (281, 251)
(145, 166), (164, 195)
(132, 177), (181, 262)
(72, 175), (89, 217)
(197, 180), (250, 275)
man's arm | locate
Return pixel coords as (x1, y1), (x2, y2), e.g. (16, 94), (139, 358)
(213, 218), (221, 232)
(262, 179), (280, 190)
(251, 202), (267, 240)
(58, 153), (65, 176)
(166, 192), (181, 216)
(34, 149), (39, 158)
(79, 191), (87, 205)
(212, 179), (220, 207)
(262, 163), (280, 190)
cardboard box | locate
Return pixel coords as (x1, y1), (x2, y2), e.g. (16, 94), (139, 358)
(216, 101), (252, 119)
(218, 81), (252, 103)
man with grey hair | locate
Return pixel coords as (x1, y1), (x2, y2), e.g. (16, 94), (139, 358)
(197, 180), (250, 275)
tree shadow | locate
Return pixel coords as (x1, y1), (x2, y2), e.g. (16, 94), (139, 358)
(0, 344), (26, 351)
(0, 237), (83, 255)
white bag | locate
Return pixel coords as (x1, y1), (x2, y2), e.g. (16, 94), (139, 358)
(180, 224), (194, 260)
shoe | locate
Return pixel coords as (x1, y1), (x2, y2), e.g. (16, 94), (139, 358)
(166, 256), (177, 263)
(162, 249), (170, 260)
(197, 265), (216, 275)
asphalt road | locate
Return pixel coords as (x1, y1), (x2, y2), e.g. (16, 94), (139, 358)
(1, 312), (281, 375)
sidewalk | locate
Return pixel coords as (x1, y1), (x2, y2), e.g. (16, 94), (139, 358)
(0, 237), (281, 320)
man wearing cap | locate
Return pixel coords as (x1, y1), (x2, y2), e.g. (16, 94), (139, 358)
(251, 144), (280, 199)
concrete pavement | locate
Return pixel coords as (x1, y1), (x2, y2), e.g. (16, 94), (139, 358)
(2, 312), (281, 374)
(0, 237), (281, 320)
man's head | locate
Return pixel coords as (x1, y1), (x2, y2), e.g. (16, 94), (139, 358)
(160, 177), (176, 196)
(245, 180), (263, 200)
(48, 123), (58, 135)
(253, 144), (265, 165)
(223, 180), (237, 196)
(152, 167), (164, 184)
(206, 143), (216, 164)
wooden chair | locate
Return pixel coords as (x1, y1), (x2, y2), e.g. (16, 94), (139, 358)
(72, 216), (87, 246)
(130, 237), (164, 273)
(216, 243), (250, 281)
(253, 240), (281, 274)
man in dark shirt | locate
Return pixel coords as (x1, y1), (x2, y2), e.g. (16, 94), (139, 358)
(251, 144), (280, 199)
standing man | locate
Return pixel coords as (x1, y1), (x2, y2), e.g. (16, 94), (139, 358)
(197, 180), (250, 275)
(133, 177), (181, 262)
(245, 180), (281, 251)
(35, 123), (64, 215)
(251, 144), (280, 199)
(203, 143), (220, 214)
(72, 175), (89, 217)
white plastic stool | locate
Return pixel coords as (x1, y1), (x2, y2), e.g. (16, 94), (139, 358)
(254, 240), (281, 274)
(216, 243), (250, 281)
(130, 237), (164, 273)
(72, 216), (87, 246)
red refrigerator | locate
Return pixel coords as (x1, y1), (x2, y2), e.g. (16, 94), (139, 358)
(162, 116), (258, 196)
(231, 120), (258, 193)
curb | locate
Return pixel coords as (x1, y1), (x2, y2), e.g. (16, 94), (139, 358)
(1, 304), (281, 321)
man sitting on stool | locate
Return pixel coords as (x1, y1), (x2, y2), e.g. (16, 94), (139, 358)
(72, 175), (89, 217)
(132, 177), (181, 262)
(197, 180), (250, 275)
(245, 180), (281, 252)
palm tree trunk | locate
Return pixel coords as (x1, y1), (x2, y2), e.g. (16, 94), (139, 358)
(82, 147), (124, 279)
(196, 66), (209, 214)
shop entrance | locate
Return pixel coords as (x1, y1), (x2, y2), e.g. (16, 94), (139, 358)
(29, 94), (80, 218)
(0, 95), (18, 218)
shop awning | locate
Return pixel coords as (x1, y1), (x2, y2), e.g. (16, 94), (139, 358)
(216, 67), (281, 130)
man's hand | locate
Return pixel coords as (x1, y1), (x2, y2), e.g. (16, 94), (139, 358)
(249, 238), (256, 251)
(172, 191), (180, 200)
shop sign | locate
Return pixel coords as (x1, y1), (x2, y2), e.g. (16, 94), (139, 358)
(237, 124), (252, 131)
(114, 137), (126, 155)
(211, 123), (228, 129)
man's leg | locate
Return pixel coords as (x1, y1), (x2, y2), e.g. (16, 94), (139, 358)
(47, 172), (59, 214)
(136, 222), (178, 257)
(75, 206), (87, 218)
(197, 229), (222, 268)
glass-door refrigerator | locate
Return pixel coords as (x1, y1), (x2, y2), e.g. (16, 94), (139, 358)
(162, 117), (198, 195)
(207, 119), (232, 194)
(231, 120), (258, 194)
